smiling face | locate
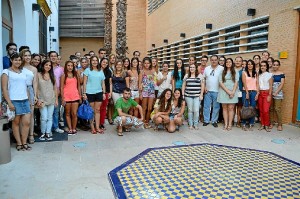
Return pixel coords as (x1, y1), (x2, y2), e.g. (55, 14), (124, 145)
(11, 57), (22, 68)
(110, 55), (116, 64)
(101, 59), (108, 69)
(189, 57), (195, 65)
(49, 52), (58, 65)
(132, 59), (138, 69)
(260, 62), (267, 72)
(253, 56), (260, 65)
(210, 56), (218, 67)
(235, 57), (242, 68)
(81, 59), (88, 69)
(143, 60), (151, 70)
(23, 51), (31, 64)
(7, 45), (17, 56)
(174, 90), (181, 100)
(44, 61), (52, 72)
(189, 64), (196, 73)
(247, 61), (254, 70)
(226, 59), (233, 69)
(176, 60), (182, 69)
(272, 61), (280, 71)
(219, 58), (225, 66)
(31, 55), (41, 67)
(91, 57), (99, 67)
(162, 63), (169, 72)
(242, 60), (247, 68)
(165, 90), (172, 100)
(152, 58), (157, 68)
(116, 61), (123, 71)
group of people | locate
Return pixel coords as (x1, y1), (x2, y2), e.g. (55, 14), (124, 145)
(1, 41), (285, 151)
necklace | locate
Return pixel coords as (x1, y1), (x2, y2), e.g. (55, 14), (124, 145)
(10, 67), (21, 74)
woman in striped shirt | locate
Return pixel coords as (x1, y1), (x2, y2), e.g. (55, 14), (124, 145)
(182, 64), (205, 130)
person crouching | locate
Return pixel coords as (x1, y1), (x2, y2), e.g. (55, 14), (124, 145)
(113, 87), (144, 136)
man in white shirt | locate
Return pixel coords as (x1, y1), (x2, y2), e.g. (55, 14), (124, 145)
(203, 55), (224, 127)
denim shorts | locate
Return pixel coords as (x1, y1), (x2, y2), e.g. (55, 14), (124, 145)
(11, 99), (31, 115)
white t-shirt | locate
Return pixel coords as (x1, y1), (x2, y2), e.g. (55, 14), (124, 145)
(259, 72), (273, 90)
(204, 65), (224, 92)
(157, 71), (172, 94)
(2, 69), (28, 100)
(22, 68), (34, 86)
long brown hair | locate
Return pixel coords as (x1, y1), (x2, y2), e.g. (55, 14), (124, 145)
(114, 60), (126, 78)
(89, 55), (101, 71)
(64, 60), (78, 84)
(222, 58), (236, 83)
(158, 88), (172, 112)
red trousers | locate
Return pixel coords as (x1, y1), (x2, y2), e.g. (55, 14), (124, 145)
(258, 90), (271, 126)
(100, 93), (109, 125)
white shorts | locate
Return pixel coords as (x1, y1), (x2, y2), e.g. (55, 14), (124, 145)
(112, 92), (123, 104)
(131, 90), (139, 99)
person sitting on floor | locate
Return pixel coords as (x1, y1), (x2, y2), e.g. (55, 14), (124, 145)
(150, 88), (172, 131)
(113, 87), (144, 136)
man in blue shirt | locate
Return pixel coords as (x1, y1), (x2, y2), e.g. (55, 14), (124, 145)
(3, 42), (17, 69)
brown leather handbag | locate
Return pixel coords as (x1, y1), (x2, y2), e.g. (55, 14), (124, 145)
(240, 100), (256, 119)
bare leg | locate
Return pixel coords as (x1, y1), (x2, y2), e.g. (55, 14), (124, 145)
(133, 98), (140, 117)
(146, 98), (155, 123)
(228, 104), (235, 130)
(90, 102), (95, 131)
(94, 102), (102, 131)
(142, 98), (149, 123)
(20, 114), (31, 144)
(12, 116), (22, 146)
(29, 105), (35, 142)
(167, 120), (176, 133)
(222, 104), (228, 129)
(65, 103), (72, 131)
(71, 102), (79, 131)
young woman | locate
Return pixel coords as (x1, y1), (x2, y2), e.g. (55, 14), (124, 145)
(187, 56), (196, 73)
(267, 57), (275, 72)
(83, 56), (106, 134)
(270, 60), (285, 131)
(20, 49), (38, 144)
(166, 88), (186, 133)
(182, 64), (205, 130)
(60, 61), (81, 135)
(37, 60), (58, 141)
(218, 56), (226, 67)
(1, 53), (32, 151)
(31, 53), (42, 72)
(157, 62), (172, 97)
(258, 61), (273, 132)
(112, 60), (129, 103)
(150, 88), (172, 131)
(127, 57), (140, 117)
(152, 57), (159, 98)
(139, 57), (156, 129)
(217, 58), (239, 131)
(99, 58), (112, 130)
(172, 58), (185, 91)
(123, 57), (130, 71)
(78, 57), (89, 85)
(107, 54), (116, 124)
(253, 55), (261, 73)
(242, 60), (247, 69)
(241, 59), (259, 131)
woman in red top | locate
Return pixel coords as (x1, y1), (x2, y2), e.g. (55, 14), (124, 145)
(61, 61), (81, 135)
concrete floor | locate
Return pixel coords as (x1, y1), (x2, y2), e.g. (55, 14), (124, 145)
(0, 122), (299, 199)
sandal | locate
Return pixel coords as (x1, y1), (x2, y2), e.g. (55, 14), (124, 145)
(277, 125), (283, 131)
(189, 126), (194, 130)
(28, 135), (35, 144)
(109, 119), (114, 125)
(223, 126), (228, 130)
(258, 126), (265, 131)
(124, 128), (131, 132)
(16, 145), (23, 151)
(100, 125), (106, 130)
(22, 144), (32, 151)
(144, 123), (151, 129)
(265, 127), (271, 132)
(269, 124), (273, 129)
(117, 126), (123, 136)
(227, 126), (232, 131)
(96, 129), (104, 134)
(242, 125), (248, 131)
(91, 129), (97, 134)
(153, 125), (158, 131)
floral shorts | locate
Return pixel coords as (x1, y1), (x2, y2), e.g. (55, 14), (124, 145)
(114, 116), (144, 128)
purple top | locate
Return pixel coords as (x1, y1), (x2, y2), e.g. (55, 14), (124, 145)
(53, 65), (64, 89)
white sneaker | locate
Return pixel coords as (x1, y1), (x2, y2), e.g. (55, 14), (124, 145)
(45, 133), (53, 141)
(54, 128), (64, 133)
(39, 134), (46, 141)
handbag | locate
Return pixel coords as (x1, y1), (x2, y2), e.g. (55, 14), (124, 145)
(77, 100), (94, 120)
(240, 99), (256, 120)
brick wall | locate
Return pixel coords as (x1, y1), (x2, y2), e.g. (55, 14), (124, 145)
(59, 37), (104, 62)
(145, 0), (300, 123)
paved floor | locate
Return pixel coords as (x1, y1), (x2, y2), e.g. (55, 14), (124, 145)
(0, 122), (299, 199)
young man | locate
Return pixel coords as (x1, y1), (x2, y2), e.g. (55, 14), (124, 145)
(49, 51), (64, 134)
(203, 55), (224, 127)
(133, 50), (140, 59)
(3, 42), (17, 69)
(113, 87), (144, 136)
(198, 55), (208, 75)
(98, 48), (106, 60)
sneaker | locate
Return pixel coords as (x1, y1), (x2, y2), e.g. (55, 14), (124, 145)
(39, 134), (46, 141)
(212, 123), (218, 128)
(45, 134), (53, 141)
(54, 128), (64, 133)
(203, 122), (209, 126)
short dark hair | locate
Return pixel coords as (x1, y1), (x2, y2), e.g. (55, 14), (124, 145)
(253, 54), (261, 60)
(133, 50), (140, 56)
(123, 87), (131, 93)
(69, 55), (77, 60)
(48, 51), (58, 57)
(210, 54), (219, 60)
(262, 51), (270, 56)
(98, 48), (106, 54)
(201, 55), (208, 60)
(6, 42), (17, 51)
(19, 46), (30, 52)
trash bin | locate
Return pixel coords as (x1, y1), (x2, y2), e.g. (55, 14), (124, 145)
(0, 118), (11, 164)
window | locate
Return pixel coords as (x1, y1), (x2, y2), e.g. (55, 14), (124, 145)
(2, 0), (13, 54)
(148, 0), (169, 14)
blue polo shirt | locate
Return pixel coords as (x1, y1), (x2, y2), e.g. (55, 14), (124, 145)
(3, 56), (10, 69)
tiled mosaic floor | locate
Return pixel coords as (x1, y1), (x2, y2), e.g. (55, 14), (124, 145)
(108, 144), (300, 199)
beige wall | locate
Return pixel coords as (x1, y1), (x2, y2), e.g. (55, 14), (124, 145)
(111, 0), (146, 58)
(59, 37), (104, 63)
(145, 0), (300, 123)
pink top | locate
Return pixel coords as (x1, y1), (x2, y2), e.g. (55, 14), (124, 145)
(63, 77), (80, 101)
(244, 72), (257, 91)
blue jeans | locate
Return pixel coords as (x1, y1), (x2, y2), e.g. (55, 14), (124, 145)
(203, 91), (220, 123)
(185, 96), (201, 127)
(241, 90), (257, 125)
(52, 96), (61, 130)
(40, 104), (55, 134)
